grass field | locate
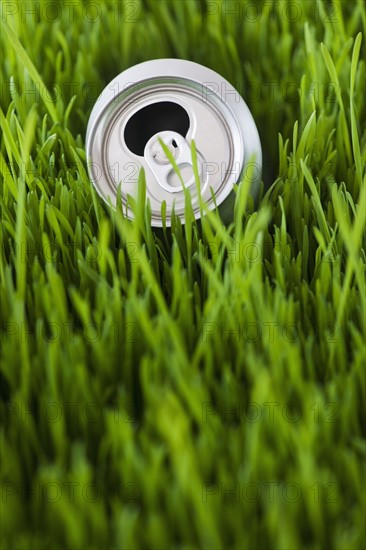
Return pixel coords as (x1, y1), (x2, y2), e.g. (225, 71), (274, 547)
(1, 1), (366, 549)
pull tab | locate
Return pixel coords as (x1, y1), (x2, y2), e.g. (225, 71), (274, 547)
(144, 131), (206, 193)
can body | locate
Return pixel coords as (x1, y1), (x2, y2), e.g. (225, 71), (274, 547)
(86, 59), (262, 226)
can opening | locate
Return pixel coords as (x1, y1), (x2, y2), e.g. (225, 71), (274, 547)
(124, 102), (190, 156)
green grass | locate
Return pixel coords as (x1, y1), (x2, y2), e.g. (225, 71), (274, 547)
(0, 1), (365, 549)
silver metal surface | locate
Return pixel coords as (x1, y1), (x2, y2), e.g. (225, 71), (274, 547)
(86, 59), (262, 226)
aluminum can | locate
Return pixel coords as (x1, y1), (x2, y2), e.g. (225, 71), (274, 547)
(86, 59), (262, 226)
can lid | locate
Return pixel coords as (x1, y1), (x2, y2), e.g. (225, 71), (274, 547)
(86, 59), (262, 226)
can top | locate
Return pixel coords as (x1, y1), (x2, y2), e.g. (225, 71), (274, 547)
(86, 59), (262, 226)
